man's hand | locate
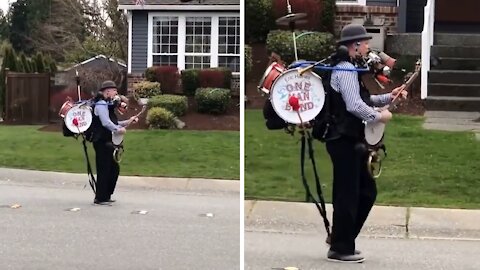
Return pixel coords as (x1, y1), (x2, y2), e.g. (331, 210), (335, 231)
(379, 109), (392, 123)
(129, 116), (139, 123)
(391, 84), (408, 100)
(116, 127), (126, 135)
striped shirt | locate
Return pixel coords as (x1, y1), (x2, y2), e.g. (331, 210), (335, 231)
(94, 100), (129, 132)
(330, 61), (391, 123)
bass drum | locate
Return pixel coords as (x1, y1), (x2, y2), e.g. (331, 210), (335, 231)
(64, 103), (93, 134)
(269, 69), (325, 125)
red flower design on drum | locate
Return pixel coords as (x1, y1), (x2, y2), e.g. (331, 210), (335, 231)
(288, 96), (300, 111)
(72, 118), (79, 126)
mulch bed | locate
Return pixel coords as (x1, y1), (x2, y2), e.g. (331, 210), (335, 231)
(38, 95), (240, 132)
(245, 43), (426, 116)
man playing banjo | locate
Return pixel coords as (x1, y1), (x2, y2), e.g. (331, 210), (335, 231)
(324, 24), (407, 263)
(90, 81), (138, 206)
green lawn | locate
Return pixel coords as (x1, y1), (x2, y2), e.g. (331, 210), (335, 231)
(0, 126), (239, 180)
(246, 110), (480, 209)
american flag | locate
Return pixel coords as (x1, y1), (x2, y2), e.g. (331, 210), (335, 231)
(135, 0), (145, 5)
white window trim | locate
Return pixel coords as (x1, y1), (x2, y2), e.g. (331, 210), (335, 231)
(147, 12), (240, 75)
(127, 11), (132, 73)
(336, 0), (367, 6)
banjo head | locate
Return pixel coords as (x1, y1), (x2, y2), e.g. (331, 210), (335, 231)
(64, 104), (92, 134)
(269, 69), (325, 124)
(112, 132), (124, 146)
(364, 121), (385, 146)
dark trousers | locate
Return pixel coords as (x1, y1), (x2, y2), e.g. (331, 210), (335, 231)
(326, 136), (377, 254)
(93, 141), (120, 202)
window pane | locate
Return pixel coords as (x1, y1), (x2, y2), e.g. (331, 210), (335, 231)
(218, 16), (240, 71)
(151, 16), (179, 67)
(185, 55), (211, 70)
(153, 55), (178, 66)
(185, 17), (212, 54)
(218, 56), (239, 73)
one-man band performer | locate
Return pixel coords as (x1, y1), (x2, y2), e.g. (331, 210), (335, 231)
(325, 24), (407, 263)
(91, 81), (137, 205)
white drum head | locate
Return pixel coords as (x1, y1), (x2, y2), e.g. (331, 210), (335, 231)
(269, 69), (325, 124)
(64, 104), (92, 134)
(364, 121), (385, 146)
(112, 132), (124, 146)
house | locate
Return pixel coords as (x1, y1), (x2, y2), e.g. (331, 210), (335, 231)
(334, 0), (480, 112)
(118, 0), (241, 93)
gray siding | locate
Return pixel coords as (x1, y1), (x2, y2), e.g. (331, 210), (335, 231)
(131, 11), (149, 73)
(366, 0), (397, 6)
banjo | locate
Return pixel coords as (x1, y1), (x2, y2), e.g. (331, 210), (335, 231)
(112, 105), (147, 163)
(364, 60), (421, 147)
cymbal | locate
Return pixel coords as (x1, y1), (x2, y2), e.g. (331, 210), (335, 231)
(276, 13), (308, 26)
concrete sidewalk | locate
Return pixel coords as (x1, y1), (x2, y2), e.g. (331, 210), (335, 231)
(0, 167), (239, 193)
(245, 200), (480, 240)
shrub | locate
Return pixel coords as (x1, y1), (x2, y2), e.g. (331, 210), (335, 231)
(245, 45), (253, 75)
(147, 94), (188, 116)
(145, 66), (180, 93)
(245, 0), (275, 43)
(181, 69), (200, 96)
(272, 0), (323, 31)
(195, 88), (231, 115)
(146, 107), (176, 129)
(145, 67), (156, 82)
(133, 81), (161, 98)
(266, 30), (335, 65)
(321, 0), (336, 33)
(198, 68), (232, 89)
(156, 66), (180, 93)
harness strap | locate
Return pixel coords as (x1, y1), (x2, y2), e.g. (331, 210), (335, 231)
(300, 130), (331, 237)
(81, 136), (96, 194)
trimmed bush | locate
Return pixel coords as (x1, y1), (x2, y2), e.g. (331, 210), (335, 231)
(245, 45), (253, 75)
(321, 0), (336, 33)
(195, 88), (231, 115)
(133, 81), (161, 98)
(266, 30), (335, 65)
(245, 0), (275, 43)
(145, 67), (156, 82)
(147, 94), (188, 116)
(198, 68), (232, 89)
(181, 69), (200, 96)
(146, 107), (176, 129)
(145, 66), (180, 93)
(155, 66), (180, 93)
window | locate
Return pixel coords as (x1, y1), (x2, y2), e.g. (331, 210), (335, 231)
(148, 13), (240, 74)
(152, 16), (178, 66)
(218, 16), (240, 73)
(185, 17), (212, 69)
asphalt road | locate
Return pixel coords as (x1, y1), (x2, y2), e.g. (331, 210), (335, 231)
(245, 230), (480, 270)
(0, 177), (240, 270)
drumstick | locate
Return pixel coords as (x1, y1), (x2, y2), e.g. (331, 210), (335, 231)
(288, 96), (304, 127)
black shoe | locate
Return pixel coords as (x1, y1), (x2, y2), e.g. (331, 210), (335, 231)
(108, 199), (116, 203)
(326, 236), (361, 254)
(327, 250), (365, 263)
(93, 199), (113, 206)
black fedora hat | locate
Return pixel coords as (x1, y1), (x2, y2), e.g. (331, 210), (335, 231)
(337, 24), (372, 44)
(99, 80), (118, 92)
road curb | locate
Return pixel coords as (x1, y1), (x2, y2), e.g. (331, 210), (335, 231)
(245, 200), (480, 240)
(0, 167), (239, 193)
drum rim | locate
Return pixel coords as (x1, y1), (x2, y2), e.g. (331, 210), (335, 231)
(269, 68), (325, 124)
(59, 101), (74, 117)
(257, 62), (284, 92)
